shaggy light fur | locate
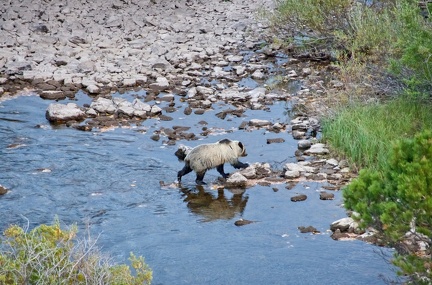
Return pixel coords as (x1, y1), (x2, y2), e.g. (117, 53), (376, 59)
(177, 139), (248, 185)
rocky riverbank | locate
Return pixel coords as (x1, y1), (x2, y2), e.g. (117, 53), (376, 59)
(0, 0), (273, 97)
(1, 0), (369, 243)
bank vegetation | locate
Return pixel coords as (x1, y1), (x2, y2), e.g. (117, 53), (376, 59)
(268, 0), (432, 283)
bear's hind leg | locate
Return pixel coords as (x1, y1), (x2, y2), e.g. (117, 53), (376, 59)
(178, 164), (193, 182)
(216, 164), (229, 178)
(195, 171), (207, 185)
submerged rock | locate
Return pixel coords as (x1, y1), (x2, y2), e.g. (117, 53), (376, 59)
(0, 185), (8, 195)
(234, 219), (255, 226)
(319, 192), (335, 200)
(298, 226), (320, 234)
(291, 194), (307, 202)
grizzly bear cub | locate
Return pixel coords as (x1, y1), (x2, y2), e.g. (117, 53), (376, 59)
(177, 139), (249, 185)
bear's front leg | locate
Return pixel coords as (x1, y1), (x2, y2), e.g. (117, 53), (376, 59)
(232, 161), (249, 169)
(178, 163), (193, 182)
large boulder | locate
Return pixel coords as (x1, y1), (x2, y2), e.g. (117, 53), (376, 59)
(46, 103), (86, 123)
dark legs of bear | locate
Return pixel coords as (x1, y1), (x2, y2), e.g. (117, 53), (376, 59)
(216, 164), (229, 179)
(178, 164), (193, 182)
(195, 171), (207, 185)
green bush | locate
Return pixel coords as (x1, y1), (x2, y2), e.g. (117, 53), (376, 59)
(270, 0), (432, 93)
(270, 0), (397, 60)
(0, 219), (152, 285)
(389, 1), (432, 92)
(344, 130), (432, 283)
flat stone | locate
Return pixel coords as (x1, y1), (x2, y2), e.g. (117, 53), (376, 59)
(304, 143), (330, 155)
(46, 103), (86, 123)
(291, 194), (307, 202)
(40, 90), (66, 100)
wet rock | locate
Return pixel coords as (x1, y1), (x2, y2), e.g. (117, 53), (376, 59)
(330, 217), (359, 233)
(319, 192), (335, 200)
(149, 77), (170, 92)
(326, 158), (339, 167)
(91, 97), (116, 114)
(292, 130), (305, 139)
(39, 90), (67, 100)
(251, 70), (265, 80)
(304, 143), (329, 155)
(284, 162), (316, 174)
(297, 139), (311, 150)
(239, 166), (256, 179)
(291, 194), (307, 202)
(298, 226), (319, 234)
(150, 105), (162, 116)
(160, 114), (173, 121)
(331, 229), (352, 240)
(46, 103), (86, 123)
(249, 119), (272, 127)
(150, 134), (160, 141)
(267, 138), (285, 144)
(253, 163), (272, 179)
(285, 182), (297, 190)
(196, 86), (214, 96)
(0, 185), (9, 195)
(194, 108), (206, 115)
(234, 219), (255, 226)
(284, 170), (300, 179)
(184, 106), (192, 115)
(225, 172), (247, 188)
(73, 125), (92, 132)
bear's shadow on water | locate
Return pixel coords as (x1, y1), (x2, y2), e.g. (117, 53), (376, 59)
(179, 184), (248, 222)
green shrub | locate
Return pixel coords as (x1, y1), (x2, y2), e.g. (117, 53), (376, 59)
(344, 130), (432, 283)
(0, 219), (152, 285)
(270, 0), (432, 93)
(389, 1), (432, 92)
(270, 0), (397, 60)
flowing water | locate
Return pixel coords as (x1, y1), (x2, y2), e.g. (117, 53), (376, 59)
(0, 91), (400, 284)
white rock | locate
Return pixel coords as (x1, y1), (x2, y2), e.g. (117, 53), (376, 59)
(251, 70), (265, 80)
(149, 77), (169, 92)
(196, 86), (214, 95)
(297, 139), (311, 150)
(150, 105), (162, 115)
(284, 170), (300, 179)
(226, 172), (247, 186)
(90, 97), (116, 114)
(86, 84), (100, 94)
(249, 119), (271, 127)
(326, 158), (339, 166)
(304, 143), (330, 155)
(45, 103), (85, 123)
(240, 166), (256, 179)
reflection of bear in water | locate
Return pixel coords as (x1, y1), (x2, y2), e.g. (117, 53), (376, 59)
(180, 186), (248, 222)
(177, 139), (249, 185)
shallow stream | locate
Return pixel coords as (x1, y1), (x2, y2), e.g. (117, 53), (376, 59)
(0, 91), (400, 284)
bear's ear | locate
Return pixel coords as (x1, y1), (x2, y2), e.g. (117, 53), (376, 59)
(238, 142), (244, 150)
(219, 139), (231, 144)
